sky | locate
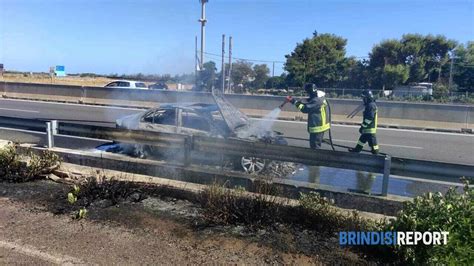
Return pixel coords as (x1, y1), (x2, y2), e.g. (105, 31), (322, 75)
(0, 0), (473, 76)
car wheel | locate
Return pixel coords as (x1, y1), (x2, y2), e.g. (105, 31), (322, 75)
(240, 156), (266, 174)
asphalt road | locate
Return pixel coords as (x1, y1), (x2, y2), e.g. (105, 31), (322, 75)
(0, 98), (473, 165)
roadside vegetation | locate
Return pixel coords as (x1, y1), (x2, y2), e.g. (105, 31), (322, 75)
(67, 173), (473, 264)
(386, 178), (473, 265)
(0, 144), (471, 263)
(199, 180), (473, 264)
(0, 143), (60, 182)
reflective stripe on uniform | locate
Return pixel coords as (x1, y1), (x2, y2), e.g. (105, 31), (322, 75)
(374, 112), (378, 131)
(308, 101), (330, 133)
(321, 105), (326, 126)
(373, 145), (379, 150)
(364, 119), (372, 124)
(362, 128), (376, 134)
(308, 123), (330, 133)
(296, 103), (304, 110)
(357, 140), (365, 146)
(362, 111), (377, 134)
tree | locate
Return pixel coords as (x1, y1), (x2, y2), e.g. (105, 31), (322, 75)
(368, 34), (457, 89)
(369, 39), (404, 89)
(231, 60), (254, 91)
(420, 35), (457, 82)
(342, 58), (371, 90)
(266, 73), (289, 89)
(383, 64), (409, 90)
(197, 61), (217, 92)
(453, 42), (474, 93)
(284, 32), (348, 87)
(251, 64), (270, 89)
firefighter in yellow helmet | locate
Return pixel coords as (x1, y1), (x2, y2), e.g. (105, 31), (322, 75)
(287, 83), (330, 149)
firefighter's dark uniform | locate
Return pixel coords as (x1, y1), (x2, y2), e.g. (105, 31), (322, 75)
(353, 100), (379, 154)
(293, 97), (330, 149)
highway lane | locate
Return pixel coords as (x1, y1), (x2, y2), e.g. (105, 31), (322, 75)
(0, 98), (473, 165)
(268, 120), (474, 165)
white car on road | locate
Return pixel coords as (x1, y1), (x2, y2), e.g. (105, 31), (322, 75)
(104, 80), (148, 89)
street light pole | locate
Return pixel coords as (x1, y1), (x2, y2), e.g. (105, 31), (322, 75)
(227, 36), (233, 93)
(221, 34), (225, 93)
(198, 0), (208, 70)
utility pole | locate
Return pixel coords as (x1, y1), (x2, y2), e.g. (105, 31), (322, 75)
(221, 34), (226, 93)
(195, 35), (198, 88)
(448, 53), (455, 92)
(227, 36), (232, 93)
(198, 0), (208, 70)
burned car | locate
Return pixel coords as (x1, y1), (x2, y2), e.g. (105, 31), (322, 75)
(98, 93), (287, 174)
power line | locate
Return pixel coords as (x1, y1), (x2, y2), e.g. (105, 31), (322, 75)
(201, 51), (285, 64)
(201, 51), (473, 68)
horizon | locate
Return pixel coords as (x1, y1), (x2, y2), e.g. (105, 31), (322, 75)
(0, 0), (472, 76)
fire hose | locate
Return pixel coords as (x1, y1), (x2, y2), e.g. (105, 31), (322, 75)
(326, 99), (336, 151)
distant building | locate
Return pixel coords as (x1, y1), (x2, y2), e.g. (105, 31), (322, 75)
(393, 82), (433, 97)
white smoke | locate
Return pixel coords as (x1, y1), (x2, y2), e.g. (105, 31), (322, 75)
(236, 108), (281, 139)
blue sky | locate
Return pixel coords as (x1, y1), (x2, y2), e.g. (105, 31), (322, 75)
(0, 0), (472, 75)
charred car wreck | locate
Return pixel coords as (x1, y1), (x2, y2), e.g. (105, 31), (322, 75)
(97, 92), (287, 174)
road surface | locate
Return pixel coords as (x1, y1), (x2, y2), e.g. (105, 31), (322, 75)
(0, 98), (473, 165)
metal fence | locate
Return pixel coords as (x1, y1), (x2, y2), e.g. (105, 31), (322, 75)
(1, 116), (472, 197)
(252, 87), (473, 104)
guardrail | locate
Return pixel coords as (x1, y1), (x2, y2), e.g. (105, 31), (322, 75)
(1, 81), (473, 126)
(1, 116), (472, 196)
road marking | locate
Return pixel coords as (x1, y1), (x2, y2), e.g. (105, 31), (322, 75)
(332, 139), (424, 149)
(0, 239), (85, 264)
(1, 99), (471, 137)
(334, 124), (474, 137)
(252, 118), (473, 137)
(0, 107), (39, 113)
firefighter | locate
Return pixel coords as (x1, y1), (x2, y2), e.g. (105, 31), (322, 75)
(287, 83), (330, 149)
(349, 90), (379, 154)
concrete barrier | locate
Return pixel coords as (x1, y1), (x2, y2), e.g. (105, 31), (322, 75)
(2, 82), (84, 103)
(81, 86), (214, 107)
(2, 81), (473, 127)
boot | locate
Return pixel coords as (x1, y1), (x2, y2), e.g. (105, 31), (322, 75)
(371, 149), (379, 155)
(348, 147), (361, 153)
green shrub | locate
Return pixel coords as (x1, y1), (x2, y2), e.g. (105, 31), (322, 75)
(387, 179), (473, 264)
(0, 144), (60, 182)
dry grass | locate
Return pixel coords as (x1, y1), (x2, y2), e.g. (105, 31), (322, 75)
(0, 73), (115, 87)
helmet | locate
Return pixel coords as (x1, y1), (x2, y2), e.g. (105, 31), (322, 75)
(361, 90), (374, 102)
(304, 83), (317, 95)
(304, 83), (325, 98)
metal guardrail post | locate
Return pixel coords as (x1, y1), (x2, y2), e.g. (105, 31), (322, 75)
(51, 120), (58, 135)
(46, 120), (58, 149)
(183, 135), (192, 167)
(46, 122), (53, 148)
(382, 155), (391, 196)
